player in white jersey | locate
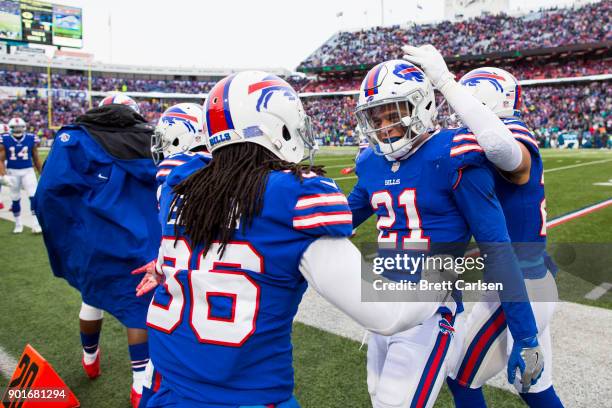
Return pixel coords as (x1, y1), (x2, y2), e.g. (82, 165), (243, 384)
(0, 118), (43, 233)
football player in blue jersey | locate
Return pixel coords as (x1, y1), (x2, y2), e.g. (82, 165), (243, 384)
(151, 102), (212, 187)
(347, 54), (544, 408)
(0, 118), (43, 234)
(134, 102), (212, 408)
(144, 71), (452, 408)
(34, 99), (159, 408)
(422, 63), (564, 408)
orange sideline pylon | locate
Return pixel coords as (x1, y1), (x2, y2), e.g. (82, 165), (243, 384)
(2, 344), (79, 408)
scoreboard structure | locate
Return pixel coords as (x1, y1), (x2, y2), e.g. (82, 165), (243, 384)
(0, 0), (82, 48)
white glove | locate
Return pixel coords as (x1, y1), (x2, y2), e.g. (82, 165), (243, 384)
(402, 44), (455, 90)
(0, 175), (13, 188)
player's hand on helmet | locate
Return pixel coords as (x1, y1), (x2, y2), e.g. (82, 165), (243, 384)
(508, 336), (544, 393)
(402, 44), (455, 89)
(132, 260), (162, 297)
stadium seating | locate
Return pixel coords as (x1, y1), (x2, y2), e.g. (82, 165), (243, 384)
(0, 1), (609, 147)
(301, 59), (611, 93)
(0, 81), (609, 147)
(299, 1), (611, 68)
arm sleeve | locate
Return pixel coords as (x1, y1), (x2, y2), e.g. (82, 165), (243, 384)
(299, 236), (442, 335)
(440, 80), (523, 172)
(452, 165), (538, 340)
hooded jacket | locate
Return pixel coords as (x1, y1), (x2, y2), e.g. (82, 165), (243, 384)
(33, 105), (160, 328)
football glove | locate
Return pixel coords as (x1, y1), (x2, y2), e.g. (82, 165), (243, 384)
(508, 336), (544, 393)
(0, 175), (14, 188)
(402, 44), (455, 90)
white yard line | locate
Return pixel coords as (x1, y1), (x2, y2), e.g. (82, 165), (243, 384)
(0, 345), (18, 378)
(584, 282), (612, 300)
(544, 158), (612, 173)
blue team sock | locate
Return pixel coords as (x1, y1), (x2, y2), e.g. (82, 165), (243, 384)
(11, 200), (21, 217)
(520, 386), (564, 408)
(29, 197), (36, 215)
(80, 331), (100, 355)
(447, 377), (487, 408)
(129, 342), (150, 374)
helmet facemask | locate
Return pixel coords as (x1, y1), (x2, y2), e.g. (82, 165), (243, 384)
(150, 127), (167, 164)
(356, 89), (431, 159)
(9, 124), (26, 139)
(296, 114), (317, 165)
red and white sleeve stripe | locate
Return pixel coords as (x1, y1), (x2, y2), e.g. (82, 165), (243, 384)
(156, 168), (172, 178)
(293, 211), (353, 230)
(450, 144), (484, 157)
(452, 134), (477, 143)
(511, 133), (539, 149)
(159, 159), (186, 167)
(295, 193), (348, 210)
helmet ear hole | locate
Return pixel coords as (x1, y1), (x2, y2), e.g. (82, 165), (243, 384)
(425, 101), (432, 110)
(172, 138), (179, 146)
(282, 126), (291, 141)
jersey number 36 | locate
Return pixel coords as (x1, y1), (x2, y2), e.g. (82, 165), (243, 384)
(147, 238), (262, 347)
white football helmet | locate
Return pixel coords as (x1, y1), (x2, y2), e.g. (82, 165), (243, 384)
(98, 93), (140, 114)
(203, 71), (315, 164)
(355, 60), (437, 160)
(151, 103), (205, 163)
(459, 67), (522, 118)
(8, 118), (26, 138)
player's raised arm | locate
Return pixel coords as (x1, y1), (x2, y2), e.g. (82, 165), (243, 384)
(298, 236), (447, 335)
(451, 161), (544, 391)
(403, 45), (531, 183)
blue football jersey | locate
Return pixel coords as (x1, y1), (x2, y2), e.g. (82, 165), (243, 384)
(148, 169), (353, 406)
(348, 129), (537, 340)
(1, 133), (39, 169)
(454, 119), (548, 278)
(156, 151), (212, 186)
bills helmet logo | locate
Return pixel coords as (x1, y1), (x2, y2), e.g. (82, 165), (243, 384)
(248, 75), (297, 112)
(160, 107), (198, 133)
(460, 70), (506, 92)
(393, 63), (425, 82)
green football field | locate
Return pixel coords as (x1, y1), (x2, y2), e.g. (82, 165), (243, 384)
(0, 148), (611, 407)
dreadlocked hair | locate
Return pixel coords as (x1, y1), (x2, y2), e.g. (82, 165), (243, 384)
(171, 142), (325, 257)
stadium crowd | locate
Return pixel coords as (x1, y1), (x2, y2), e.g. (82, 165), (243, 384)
(299, 1), (611, 68)
(302, 96), (358, 145)
(301, 59), (611, 92)
(0, 70), (218, 94)
(524, 81), (611, 147)
(3, 58), (607, 97)
(1, 80), (609, 148)
(1, 81), (609, 147)
(0, 69), (315, 94)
